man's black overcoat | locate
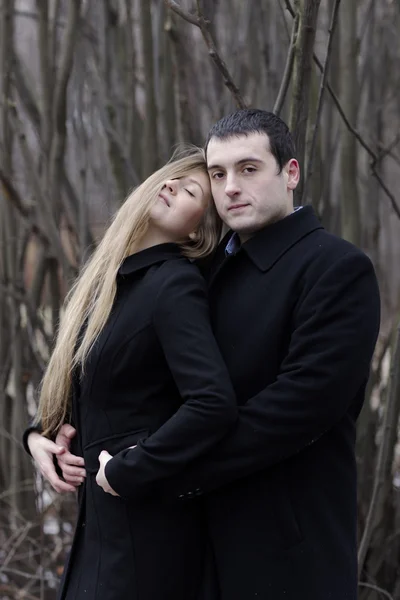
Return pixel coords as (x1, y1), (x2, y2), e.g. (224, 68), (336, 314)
(152, 206), (381, 600)
(54, 244), (237, 600)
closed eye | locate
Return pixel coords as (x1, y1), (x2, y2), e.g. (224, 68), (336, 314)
(185, 189), (195, 197)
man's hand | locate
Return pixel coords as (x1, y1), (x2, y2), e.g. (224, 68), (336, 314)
(27, 432), (76, 493)
(55, 424), (86, 487)
(96, 450), (119, 496)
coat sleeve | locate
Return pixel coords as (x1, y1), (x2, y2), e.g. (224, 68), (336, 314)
(105, 262), (237, 499)
(157, 250), (381, 499)
(22, 423), (42, 456)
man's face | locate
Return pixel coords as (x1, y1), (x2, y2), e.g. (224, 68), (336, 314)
(206, 133), (299, 240)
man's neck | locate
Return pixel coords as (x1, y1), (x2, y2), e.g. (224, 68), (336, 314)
(237, 206), (296, 244)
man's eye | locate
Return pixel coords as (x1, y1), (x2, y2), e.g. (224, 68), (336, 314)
(243, 166), (256, 173)
(185, 189), (195, 197)
(212, 172), (224, 180)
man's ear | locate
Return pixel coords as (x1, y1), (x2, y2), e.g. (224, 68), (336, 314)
(285, 159), (300, 190)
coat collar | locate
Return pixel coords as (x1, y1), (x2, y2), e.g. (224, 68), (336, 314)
(118, 243), (183, 277)
(240, 206), (323, 272)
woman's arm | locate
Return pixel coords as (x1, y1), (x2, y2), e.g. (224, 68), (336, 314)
(103, 262), (237, 499)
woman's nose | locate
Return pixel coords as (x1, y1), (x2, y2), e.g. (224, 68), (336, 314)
(163, 179), (178, 194)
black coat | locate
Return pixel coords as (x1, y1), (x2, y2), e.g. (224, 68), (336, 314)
(56, 244), (237, 600)
(154, 206), (381, 600)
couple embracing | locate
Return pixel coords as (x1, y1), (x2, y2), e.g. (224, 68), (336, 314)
(25, 109), (380, 600)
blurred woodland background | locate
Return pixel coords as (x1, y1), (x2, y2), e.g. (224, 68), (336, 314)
(0, 0), (400, 598)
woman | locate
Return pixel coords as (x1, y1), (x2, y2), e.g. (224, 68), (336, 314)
(25, 149), (236, 600)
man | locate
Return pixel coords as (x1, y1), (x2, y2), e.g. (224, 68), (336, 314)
(27, 109), (380, 599)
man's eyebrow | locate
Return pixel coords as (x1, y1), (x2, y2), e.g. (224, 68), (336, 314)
(207, 157), (264, 171)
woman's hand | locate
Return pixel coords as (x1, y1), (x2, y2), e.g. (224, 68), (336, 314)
(55, 424), (86, 487)
(96, 450), (119, 496)
(27, 432), (77, 493)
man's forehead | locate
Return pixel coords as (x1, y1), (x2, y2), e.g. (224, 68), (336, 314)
(206, 132), (271, 167)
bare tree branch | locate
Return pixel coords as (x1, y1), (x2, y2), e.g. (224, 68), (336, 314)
(164, 0), (198, 26)
(289, 0), (322, 204)
(48, 0), (81, 214)
(274, 12), (299, 116)
(302, 0), (341, 204)
(358, 582), (394, 600)
(312, 54), (400, 219)
(164, 0), (246, 108)
(284, 0), (296, 18)
(8, 104), (72, 272)
(282, 4), (400, 219)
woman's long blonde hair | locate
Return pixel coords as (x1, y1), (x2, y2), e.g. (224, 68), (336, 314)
(36, 147), (220, 437)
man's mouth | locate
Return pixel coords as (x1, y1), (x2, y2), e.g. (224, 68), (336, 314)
(159, 193), (170, 207)
(228, 203), (249, 211)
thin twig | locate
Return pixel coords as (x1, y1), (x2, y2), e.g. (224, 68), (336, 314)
(302, 0), (341, 203)
(164, 0), (197, 26)
(164, 0), (246, 108)
(283, 7), (400, 219)
(311, 53), (400, 219)
(284, 0), (296, 18)
(376, 133), (400, 163)
(273, 12), (299, 116)
(358, 582), (394, 600)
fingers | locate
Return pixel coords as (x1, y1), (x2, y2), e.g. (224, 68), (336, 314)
(38, 456), (76, 494)
(29, 436), (66, 463)
(57, 451), (86, 485)
(55, 424), (77, 449)
(99, 450), (112, 463)
(57, 450), (85, 468)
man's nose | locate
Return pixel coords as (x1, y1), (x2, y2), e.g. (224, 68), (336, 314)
(164, 179), (178, 194)
(225, 176), (241, 198)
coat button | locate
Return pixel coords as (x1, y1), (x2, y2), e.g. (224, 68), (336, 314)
(178, 494), (185, 499)
(194, 488), (202, 496)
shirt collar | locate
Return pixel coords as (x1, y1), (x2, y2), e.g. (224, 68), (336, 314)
(224, 206), (323, 272)
(224, 206), (304, 258)
(118, 243), (183, 277)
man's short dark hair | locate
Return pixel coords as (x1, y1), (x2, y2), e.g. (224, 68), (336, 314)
(205, 109), (296, 173)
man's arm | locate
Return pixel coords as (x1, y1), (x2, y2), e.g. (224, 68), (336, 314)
(160, 250), (380, 499)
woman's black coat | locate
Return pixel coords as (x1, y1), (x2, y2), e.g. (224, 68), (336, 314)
(56, 244), (237, 600)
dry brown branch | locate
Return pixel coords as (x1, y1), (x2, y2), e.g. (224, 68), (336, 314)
(358, 323), (400, 576)
(164, 0), (246, 108)
(311, 57), (400, 219)
(283, 3), (400, 219)
(8, 105), (72, 272)
(273, 12), (299, 116)
(358, 582), (394, 600)
(289, 0), (322, 204)
(36, 0), (53, 154)
(0, 165), (30, 219)
(164, 0), (198, 26)
(302, 0), (341, 203)
(48, 0), (81, 214)
(284, 0), (296, 17)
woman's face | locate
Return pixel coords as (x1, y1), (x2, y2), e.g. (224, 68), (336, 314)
(149, 169), (212, 241)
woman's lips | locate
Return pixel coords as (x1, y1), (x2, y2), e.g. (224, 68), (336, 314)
(159, 193), (170, 207)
